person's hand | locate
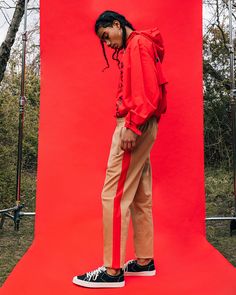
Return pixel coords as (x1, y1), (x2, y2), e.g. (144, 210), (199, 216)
(120, 127), (138, 152)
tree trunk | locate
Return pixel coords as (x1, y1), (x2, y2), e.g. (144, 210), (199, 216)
(0, 0), (28, 84)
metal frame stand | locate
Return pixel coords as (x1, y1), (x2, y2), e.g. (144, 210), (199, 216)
(0, 205), (35, 231)
(0, 0), (35, 231)
(205, 0), (236, 237)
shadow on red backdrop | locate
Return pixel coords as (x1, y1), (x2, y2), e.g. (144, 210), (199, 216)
(1, 0), (236, 294)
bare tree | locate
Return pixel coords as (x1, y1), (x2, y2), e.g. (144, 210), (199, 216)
(203, 0), (235, 167)
(0, 0), (28, 83)
(203, 0), (231, 89)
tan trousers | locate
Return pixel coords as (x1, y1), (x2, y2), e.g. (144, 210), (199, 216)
(101, 116), (158, 269)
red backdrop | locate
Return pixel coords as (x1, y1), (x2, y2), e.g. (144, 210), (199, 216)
(1, 0), (236, 294)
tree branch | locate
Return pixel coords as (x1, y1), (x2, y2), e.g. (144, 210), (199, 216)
(0, 0), (29, 83)
(203, 60), (231, 90)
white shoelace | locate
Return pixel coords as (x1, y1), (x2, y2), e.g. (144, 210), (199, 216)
(86, 266), (106, 281)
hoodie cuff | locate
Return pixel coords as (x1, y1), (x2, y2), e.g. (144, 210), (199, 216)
(125, 122), (142, 136)
(125, 112), (142, 136)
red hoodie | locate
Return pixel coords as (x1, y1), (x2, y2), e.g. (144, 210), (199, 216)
(115, 27), (168, 135)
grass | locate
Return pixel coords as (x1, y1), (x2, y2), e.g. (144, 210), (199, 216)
(0, 216), (35, 286)
(0, 166), (236, 286)
(205, 166), (236, 267)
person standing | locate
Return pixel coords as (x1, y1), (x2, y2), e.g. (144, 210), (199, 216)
(72, 10), (167, 288)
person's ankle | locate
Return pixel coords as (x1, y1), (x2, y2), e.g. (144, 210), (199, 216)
(136, 258), (152, 266)
(106, 267), (121, 276)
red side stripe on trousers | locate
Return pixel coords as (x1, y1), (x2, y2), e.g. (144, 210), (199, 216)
(112, 151), (131, 268)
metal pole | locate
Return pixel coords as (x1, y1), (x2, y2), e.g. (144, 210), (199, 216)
(0, 0), (36, 231)
(206, 217), (236, 220)
(228, 0), (236, 235)
(16, 0), (28, 205)
(229, 0), (236, 213)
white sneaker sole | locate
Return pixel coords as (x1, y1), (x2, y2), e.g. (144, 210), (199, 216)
(72, 276), (125, 288)
(124, 270), (156, 276)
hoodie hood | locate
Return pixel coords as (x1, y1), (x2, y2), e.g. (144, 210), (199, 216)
(126, 27), (165, 62)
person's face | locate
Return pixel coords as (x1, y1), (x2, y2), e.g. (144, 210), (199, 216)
(97, 21), (123, 50)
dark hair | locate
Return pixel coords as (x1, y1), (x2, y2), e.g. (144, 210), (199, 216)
(95, 10), (135, 71)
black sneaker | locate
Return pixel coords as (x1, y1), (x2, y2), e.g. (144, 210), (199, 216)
(123, 259), (156, 276)
(72, 266), (125, 288)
